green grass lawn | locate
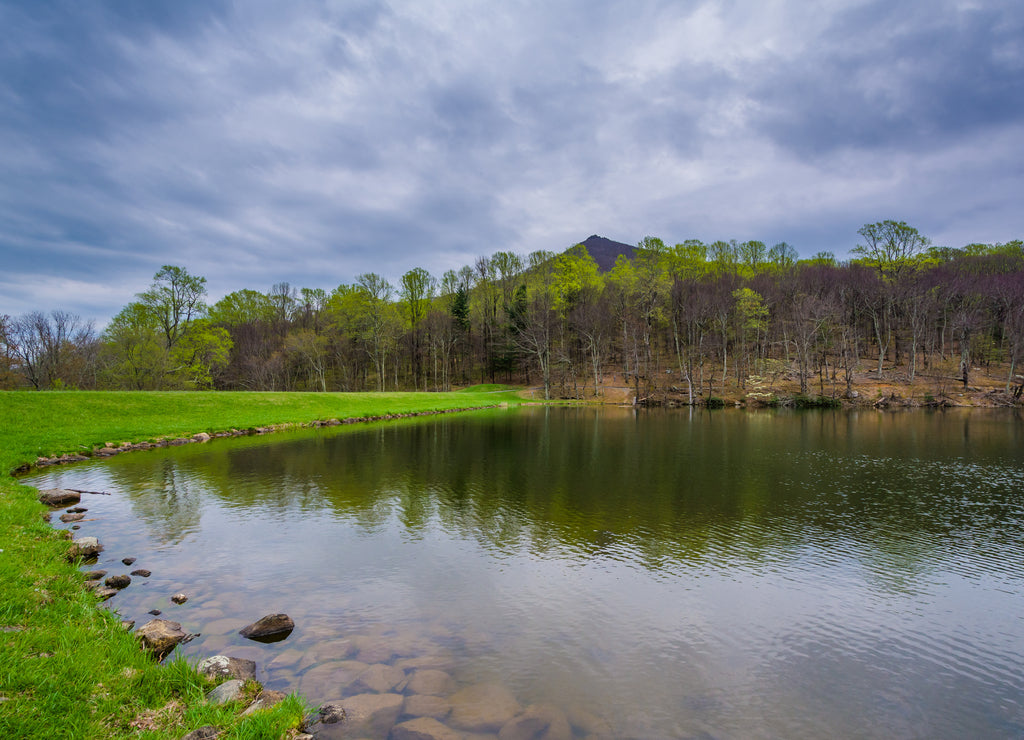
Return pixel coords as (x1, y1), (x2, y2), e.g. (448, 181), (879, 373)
(0, 389), (524, 739)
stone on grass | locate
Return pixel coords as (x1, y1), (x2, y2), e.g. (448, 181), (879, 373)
(197, 655), (257, 681)
(94, 587), (118, 601)
(122, 557), (136, 565)
(241, 689), (287, 716)
(38, 489), (80, 507)
(136, 619), (186, 659)
(182, 727), (220, 740)
(391, 717), (464, 740)
(447, 683), (521, 733)
(206, 679), (244, 705)
(83, 570), (107, 581)
(239, 613), (294, 641)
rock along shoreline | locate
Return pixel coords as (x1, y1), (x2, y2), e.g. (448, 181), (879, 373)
(22, 404), (506, 473)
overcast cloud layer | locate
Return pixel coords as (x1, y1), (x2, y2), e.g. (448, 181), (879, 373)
(2, 0), (1022, 322)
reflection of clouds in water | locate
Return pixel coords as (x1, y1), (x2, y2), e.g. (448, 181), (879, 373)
(21, 408), (1024, 739)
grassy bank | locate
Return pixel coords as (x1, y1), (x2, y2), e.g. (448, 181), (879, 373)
(0, 388), (524, 739)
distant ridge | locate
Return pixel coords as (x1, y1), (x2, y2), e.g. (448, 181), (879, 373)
(571, 235), (637, 272)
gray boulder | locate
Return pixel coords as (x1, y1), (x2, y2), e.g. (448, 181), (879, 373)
(38, 489), (80, 507)
(197, 655), (257, 681)
(206, 679), (244, 705)
(67, 536), (103, 560)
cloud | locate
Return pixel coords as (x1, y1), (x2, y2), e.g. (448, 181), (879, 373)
(0, 0), (1022, 323)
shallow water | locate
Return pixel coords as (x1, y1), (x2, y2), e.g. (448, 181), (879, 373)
(26, 406), (1024, 738)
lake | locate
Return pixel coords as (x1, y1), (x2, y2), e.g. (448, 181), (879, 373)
(25, 406), (1024, 739)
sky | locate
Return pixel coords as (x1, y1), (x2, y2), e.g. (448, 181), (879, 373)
(2, 0), (1023, 324)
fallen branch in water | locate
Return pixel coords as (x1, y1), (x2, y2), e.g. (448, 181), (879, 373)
(68, 489), (112, 496)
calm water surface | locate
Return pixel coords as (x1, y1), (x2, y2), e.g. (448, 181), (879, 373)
(26, 407), (1024, 739)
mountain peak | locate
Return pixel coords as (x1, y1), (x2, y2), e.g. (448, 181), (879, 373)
(575, 235), (637, 271)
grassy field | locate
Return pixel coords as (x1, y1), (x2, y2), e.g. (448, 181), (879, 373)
(0, 388), (524, 739)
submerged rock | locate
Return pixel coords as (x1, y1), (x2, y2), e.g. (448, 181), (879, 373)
(197, 655), (257, 681)
(447, 683), (521, 733)
(498, 704), (572, 740)
(136, 619), (187, 659)
(403, 694), (452, 721)
(38, 489), (80, 507)
(239, 613), (294, 642)
(171, 592), (188, 604)
(59, 512), (85, 523)
(335, 693), (403, 736)
(391, 717), (463, 740)
(406, 669), (456, 696)
(350, 663), (406, 693)
(131, 569), (152, 578)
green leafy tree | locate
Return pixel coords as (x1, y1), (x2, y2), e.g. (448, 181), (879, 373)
(731, 287), (768, 387)
(138, 265), (208, 348)
(102, 265), (226, 389)
(355, 273), (400, 391)
(400, 267), (435, 390)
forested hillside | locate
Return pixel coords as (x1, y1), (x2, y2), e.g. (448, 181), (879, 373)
(4, 221), (1023, 405)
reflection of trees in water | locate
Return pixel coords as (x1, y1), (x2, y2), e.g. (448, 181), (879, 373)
(106, 457), (207, 545)
(102, 408), (1024, 586)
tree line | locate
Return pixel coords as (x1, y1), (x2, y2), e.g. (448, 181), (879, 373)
(3, 221), (1023, 403)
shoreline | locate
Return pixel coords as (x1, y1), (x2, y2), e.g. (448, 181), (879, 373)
(0, 389), (527, 738)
